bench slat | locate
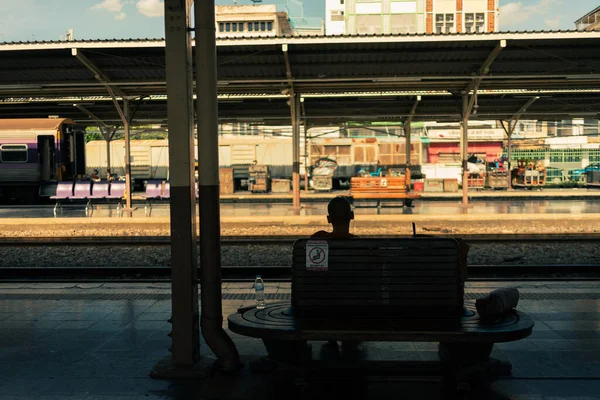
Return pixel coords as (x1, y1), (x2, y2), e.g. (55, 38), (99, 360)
(295, 283), (459, 291)
(293, 257), (460, 266)
(294, 271), (457, 278)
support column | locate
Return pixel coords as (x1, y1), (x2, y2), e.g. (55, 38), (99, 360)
(291, 92), (301, 210)
(304, 122), (309, 192)
(105, 135), (111, 176)
(195, 0), (240, 372)
(161, 0), (199, 371)
(405, 121), (412, 181)
(461, 94), (470, 206)
(507, 126), (514, 190)
(123, 100), (133, 216)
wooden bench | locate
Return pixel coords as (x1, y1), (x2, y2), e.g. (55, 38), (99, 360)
(228, 238), (534, 386)
(349, 176), (420, 208)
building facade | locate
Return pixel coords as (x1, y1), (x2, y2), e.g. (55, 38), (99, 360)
(215, 5), (294, 38)
(575, 6), (600, 31)
(325, 0), (499, 35)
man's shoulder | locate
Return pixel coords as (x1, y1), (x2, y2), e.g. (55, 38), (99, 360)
(310, 231), (358, 239)
(311, 231), (330, 238)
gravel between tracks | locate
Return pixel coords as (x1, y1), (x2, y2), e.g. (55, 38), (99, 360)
(2, 218), (600, 268)
(1, 242), (600, 268)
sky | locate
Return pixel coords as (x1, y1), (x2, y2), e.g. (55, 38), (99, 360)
(0, 0), (597, 42)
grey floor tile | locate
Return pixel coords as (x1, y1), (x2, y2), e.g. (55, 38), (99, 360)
(134, 312), (171, 321)
(545, 321), (600, 330)
(55, 320), (99, 330)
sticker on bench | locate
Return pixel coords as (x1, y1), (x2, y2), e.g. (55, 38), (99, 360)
(306, 240), (329, 271)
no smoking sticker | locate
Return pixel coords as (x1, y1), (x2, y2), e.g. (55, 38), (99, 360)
(306, 240), (329, 271)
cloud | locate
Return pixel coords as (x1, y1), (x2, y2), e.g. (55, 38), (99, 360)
(115, 12), (127, 21)
(500, 0), (563, 27)
(91, 0), (125, 13)
(544, 16), (561, 29)
(136, 0), (164, 17)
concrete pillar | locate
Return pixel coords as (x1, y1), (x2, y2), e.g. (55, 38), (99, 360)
(105, 137), (111, 176)
(291, 92), (301, 210)
(123, 100), (133, 215)
(195, 0), (240, 371)
(507, 126), (513, 190)
(304, 122), (309, 192)
(405, 122), (412, 181)
(164, 0), (199, 367)
(461, 94), (469, 206)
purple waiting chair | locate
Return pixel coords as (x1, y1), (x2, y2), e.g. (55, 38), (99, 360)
(49, 181), (73, 217)
(87, 183), (110, 217)
(107, 182), (126, 216)
(70, 181), (93, 217)
(160, 182), (170, 200)
(143, 180), (164, 217)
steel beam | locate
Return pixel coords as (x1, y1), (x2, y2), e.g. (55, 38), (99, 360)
(505, 96), (540, 189)
(283, 44), (301, 208)
(195, 0), (240, 372)
(71, 48), (128, 99)
(122, 100), (133, 215)
(465, 40), (506, 93)
(404, 95), (421, 180)
(74, 104), (115, 174)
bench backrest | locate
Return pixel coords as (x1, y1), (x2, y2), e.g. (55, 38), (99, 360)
(292, 238), (463, 318)
(91, 182), (109, 198)
(73, 182), (92, 198)
(145, 180), (163, 198)
(109, 182), (126, 197)
(53, 182), (73, 198)
(350, 176), (407, 192)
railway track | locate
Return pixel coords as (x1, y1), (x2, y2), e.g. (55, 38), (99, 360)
(0, 235), (598, 281)
(0, 233), (599, 246)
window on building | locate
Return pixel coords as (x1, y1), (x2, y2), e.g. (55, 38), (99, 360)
(225, 22), (231, 32)
(267, 21), (273, 31)
(219, 23), (225, 32)
(0, 144), (28, 163)
(465, 13), (474, 32)
(248, 22), (254, 31)
(475, 13), (485, 32)
(254, 22), (260, 31)
(356, 15), (382, 34)
(232, 23), (238, 32)
(331, 10), (345, 21)
(536, 121), (544, 132)
(435, 13), (454, 33)
(259, 22), (265, 31)
(391, 14), (417, 34)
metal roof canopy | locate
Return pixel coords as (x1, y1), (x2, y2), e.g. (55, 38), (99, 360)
(1, 32), (600, 124)
(1, 90), (599, 125)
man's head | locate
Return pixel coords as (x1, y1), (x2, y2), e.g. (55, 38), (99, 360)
(327, 196), (354, 226)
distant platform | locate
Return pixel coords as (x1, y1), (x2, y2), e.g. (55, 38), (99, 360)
(127, 188), (600, 203)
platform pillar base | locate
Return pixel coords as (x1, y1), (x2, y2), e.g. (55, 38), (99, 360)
(150, 355), (212, 380)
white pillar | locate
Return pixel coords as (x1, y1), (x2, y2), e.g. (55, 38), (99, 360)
(461, 95), (469, 206)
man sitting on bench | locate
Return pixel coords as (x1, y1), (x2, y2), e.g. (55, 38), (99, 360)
(312, 196), (356, 239)
(312, 196), (360, 351)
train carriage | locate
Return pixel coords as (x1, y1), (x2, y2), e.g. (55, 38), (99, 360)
(0, 118), (86, 202)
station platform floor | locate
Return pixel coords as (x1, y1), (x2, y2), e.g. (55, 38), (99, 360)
(128, 188), (600, 203)
(0, 281), (599, 399)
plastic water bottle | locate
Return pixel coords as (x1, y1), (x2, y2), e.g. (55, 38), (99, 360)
(254, 275), (266, 309)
